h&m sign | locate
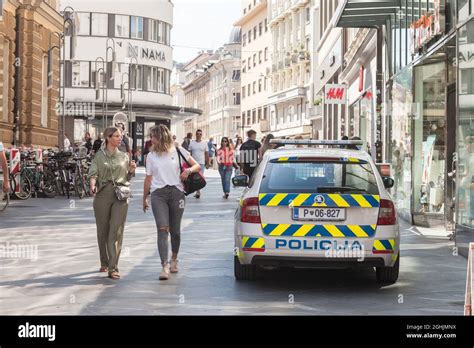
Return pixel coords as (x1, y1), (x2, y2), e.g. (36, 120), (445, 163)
(324, 84), (347, 105)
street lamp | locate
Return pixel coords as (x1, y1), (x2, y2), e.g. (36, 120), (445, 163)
(57, 6), (76, 150)
(94, 57), (106, 130)
(105, 38), (117, 128)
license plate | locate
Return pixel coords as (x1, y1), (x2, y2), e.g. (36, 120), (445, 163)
(292, 207), (346, 221)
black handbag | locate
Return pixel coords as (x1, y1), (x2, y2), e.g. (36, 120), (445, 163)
(176, 147), (206, 196)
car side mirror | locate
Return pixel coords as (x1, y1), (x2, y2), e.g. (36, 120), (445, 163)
(383, 177), (395, 189)
(232, 174), (249, 187)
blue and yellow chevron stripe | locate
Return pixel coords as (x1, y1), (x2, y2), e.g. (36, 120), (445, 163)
(242, 237), (265, 251)
(372, 239), (395, 253)
(259, 193), (380, 208)
(261, 223), (377, 238)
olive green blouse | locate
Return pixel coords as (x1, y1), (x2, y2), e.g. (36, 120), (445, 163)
(88, 148), (131, 189)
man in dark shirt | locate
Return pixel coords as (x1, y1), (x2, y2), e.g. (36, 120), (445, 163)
(181, 132), (192, 151)
(239, 129), (261, 179)
(92, 134), (103, 154)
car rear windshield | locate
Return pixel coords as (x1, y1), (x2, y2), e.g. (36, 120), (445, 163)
(260, 160), (379, 195)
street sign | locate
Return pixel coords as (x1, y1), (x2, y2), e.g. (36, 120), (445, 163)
(324, 83), (347, 105)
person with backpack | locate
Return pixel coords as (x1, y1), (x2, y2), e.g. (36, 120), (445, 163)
(143, 125), (201, 281)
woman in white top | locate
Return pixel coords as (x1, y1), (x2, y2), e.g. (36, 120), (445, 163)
(143, 125), (201, 280)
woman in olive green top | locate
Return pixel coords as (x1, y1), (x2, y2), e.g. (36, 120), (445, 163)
(88, 127), (136, 280)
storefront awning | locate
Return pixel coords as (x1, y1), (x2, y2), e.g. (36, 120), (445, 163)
(334, 0), (401, 28)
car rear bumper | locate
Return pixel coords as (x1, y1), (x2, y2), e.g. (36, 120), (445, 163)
(251, 255), (386, 269)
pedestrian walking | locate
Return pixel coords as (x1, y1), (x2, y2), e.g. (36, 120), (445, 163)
(240, 129), (261, 179)
(181, 132), (192, 151)
(83, 132), (93, 154)
(234, 137), (243, 175)
(88, 127), (136, 280)
(143, 125), (201, 280)
(217, 137), (234, 199)
(64, 134), (71, 151)
(188, 129), (209, 199)
(208, 137), (217, 167)
(92, 134), (103, 155)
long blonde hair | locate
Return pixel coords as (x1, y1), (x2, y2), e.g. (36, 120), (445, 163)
(150, 125), (174, 153)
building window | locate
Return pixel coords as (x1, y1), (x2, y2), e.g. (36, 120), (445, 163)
(242, 60), (246, 73)
(264, 47), (268, 61)
(91, 13), (108, 36)
(247, 110), (251, 125)
(242, 86), (246, 98)
(115, 15), (130, 38)
(263, 107), (268, 120)
(41, 55), (48, 127)
(243, 33), (247, 46)
(258, 79), (262, 92)
(247, 84), (251, 96)
(259, 22), (263, 36)
(233, 92), (241, 105)
(258, 108), (262, 121)
(253, 54), (257, 67)
(71, 61), (90, 87)
(248, 30), (252, 43)
(265, 18), (268, 32)
(252, 109), (256, 124)
(253, 81), (256, 94)
(148, 19), (158, 42)
(248, 57), (251, 70)
(306, 7), (310, 23)
(232, 69), (241, 81)
(253, 26), (257, 40)
(259, 51), (262, 64)
(76, 12), (90, 36)
(159, 22), (169, 45)
(145, 66), (158, 91)
(131, 16), (144, 39)
(130, 65), (143, 90)
(157, 68), (165, 93)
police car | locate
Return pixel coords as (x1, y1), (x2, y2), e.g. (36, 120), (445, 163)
(232, 140), (399, 284)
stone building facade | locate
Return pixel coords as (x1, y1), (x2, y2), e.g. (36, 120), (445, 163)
(0, 0), (62, 148)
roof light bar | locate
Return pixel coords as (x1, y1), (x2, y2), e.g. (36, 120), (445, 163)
(269, 140), (363, 146)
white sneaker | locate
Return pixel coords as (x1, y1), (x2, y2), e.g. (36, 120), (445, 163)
(170, 259), (179, 273)
(159, 263), (170, 280)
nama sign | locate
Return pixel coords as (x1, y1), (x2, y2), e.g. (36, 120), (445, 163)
(324, 84), (347, 105)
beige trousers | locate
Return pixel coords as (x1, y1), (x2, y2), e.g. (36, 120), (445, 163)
(93, 183), (129, 273)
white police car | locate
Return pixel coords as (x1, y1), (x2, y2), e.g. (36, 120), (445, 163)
(232, 140), (399, 284)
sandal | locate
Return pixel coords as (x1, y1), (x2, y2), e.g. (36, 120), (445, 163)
(99, 267), (108, 273)
(108, 271), (121, 280)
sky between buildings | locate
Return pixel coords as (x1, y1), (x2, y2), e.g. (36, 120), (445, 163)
(172, 0), (241, 64)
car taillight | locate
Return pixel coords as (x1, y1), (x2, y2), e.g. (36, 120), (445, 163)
(377, 199), (397, 225)
(241, 197), (261, 224)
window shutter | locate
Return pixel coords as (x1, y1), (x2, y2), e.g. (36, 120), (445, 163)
(108, 14), (115, 37)
(143, 18), (149, 41)
(65, 61), (72, 88)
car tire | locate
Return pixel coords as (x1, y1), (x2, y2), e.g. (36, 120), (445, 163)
(376, 252), (399, 284)
(234, 256), (257, 281)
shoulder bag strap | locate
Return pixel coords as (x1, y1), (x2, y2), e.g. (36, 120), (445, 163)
(176, 147), (191, 169)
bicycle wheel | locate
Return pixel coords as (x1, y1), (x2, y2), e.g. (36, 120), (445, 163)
(42, 171), (58, 198)
(13, 173), (32, 200)
(0, 179), (9, 212)
(74, 174), (85, 199)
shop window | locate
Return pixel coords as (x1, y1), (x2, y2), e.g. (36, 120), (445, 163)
(457, 20), (474, 228)
(131, 16), (143, 39)
(413, 62), (446, 215)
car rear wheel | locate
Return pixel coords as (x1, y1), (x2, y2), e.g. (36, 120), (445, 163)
(376, 252), (399, 284)
(234, 256), (257, 281)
